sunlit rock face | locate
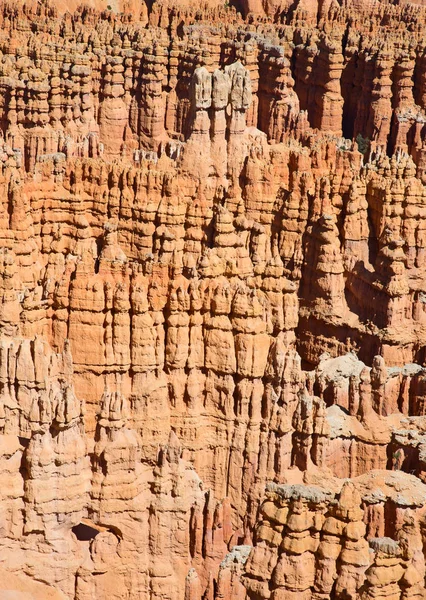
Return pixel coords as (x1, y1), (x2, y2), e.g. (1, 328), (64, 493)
(3, 0), (426, 598)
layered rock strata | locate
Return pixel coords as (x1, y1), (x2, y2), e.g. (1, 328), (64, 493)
(3, 0), (426, 599)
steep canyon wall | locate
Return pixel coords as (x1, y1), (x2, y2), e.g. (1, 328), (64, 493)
(2, 0), (426, 598)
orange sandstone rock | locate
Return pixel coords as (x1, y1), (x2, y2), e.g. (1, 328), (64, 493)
(2, 1), (426, 599)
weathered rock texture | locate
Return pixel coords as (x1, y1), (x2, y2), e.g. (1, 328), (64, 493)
(3, 0), (426, 598)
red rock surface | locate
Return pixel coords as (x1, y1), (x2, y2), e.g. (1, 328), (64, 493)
(2, 0), (426, 598)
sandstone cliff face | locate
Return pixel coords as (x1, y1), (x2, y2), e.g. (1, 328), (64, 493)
(3, 0), (426, 599)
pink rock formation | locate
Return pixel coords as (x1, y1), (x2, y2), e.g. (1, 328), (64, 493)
(2, 0), (426, 599)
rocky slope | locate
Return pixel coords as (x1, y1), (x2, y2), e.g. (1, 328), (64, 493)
(2, 0), (426, 598)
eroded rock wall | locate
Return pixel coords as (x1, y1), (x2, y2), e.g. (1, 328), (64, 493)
(3, 0), (426, 598)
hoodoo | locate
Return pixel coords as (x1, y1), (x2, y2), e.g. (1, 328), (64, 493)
(2, 0), (426, 598)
